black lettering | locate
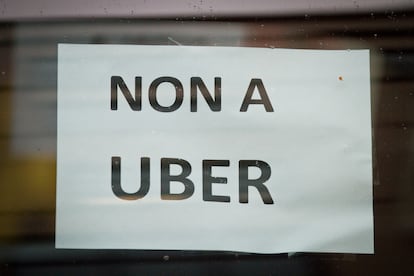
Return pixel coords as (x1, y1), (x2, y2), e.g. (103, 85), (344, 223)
(202, 160), (230, 202)
(149, 77), (184, 112)
(111, 76), (142, 110)
(161, 158), (194, 200)
(239, 160), (274, 204)
(111, 156), (150, 200)
(240, 78), (274, 112)
(191, 77), (221, 112)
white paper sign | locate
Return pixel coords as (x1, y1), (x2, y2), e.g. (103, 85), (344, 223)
(56, 44), (373, 253)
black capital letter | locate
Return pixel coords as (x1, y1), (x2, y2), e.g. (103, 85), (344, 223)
(161, 158), (194, 200)
(111, 76), (142, 110)
(203, 160), (230, 202)
(111, 156), (150, 200)
(240, 79), (274, 112)
(239, 160), (274, 204)
(191, 77), (221, 112)
(149, 77), (183, 112)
